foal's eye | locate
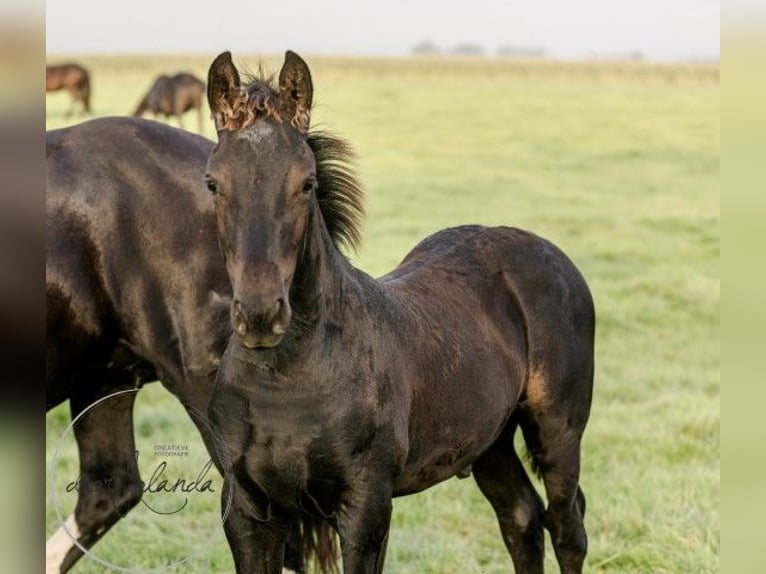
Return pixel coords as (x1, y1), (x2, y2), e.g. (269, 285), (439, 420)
(302, 177), (317, 195)
(205, 177), (218, 195)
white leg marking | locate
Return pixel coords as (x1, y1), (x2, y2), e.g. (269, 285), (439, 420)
(513, 503), (531, 530)
(46, 514), (80, 574)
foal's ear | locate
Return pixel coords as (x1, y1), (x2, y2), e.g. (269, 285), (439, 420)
(278, 51), (313, 133)
(207, 51), (241, 131)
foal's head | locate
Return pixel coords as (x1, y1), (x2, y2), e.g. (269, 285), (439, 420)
(205, 51), (363, 350)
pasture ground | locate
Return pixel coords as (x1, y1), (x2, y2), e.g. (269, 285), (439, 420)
(46, 54), (719, 573)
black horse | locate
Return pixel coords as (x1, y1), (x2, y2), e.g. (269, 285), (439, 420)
(204, 51), (595, 573)
(133, 72), (205, 132)
(46, 117), (334, 573)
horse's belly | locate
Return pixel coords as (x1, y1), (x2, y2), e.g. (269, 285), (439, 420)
(393, 455), (478, 496)
(393, 420), (507, 495)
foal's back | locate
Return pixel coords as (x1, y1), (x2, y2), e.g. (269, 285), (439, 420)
(383, 224), (594, 370)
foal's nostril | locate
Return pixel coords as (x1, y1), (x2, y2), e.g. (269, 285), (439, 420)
(230, 293), (290, 346)
(231, 301), (247, 336)
(271, 298), (288, 335)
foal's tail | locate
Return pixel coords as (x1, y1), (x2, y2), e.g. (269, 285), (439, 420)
(300, 516), (339, 573)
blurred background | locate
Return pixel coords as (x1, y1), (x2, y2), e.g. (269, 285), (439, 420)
(37, 1), (726, 572)
(46, 0), (719, 61)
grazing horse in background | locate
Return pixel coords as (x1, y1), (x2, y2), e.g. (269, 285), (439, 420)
(46, 117), (334, 573)
(204, 50), (595, 574)
(133, 72), (205, 132)
(46, 63), (91, 117)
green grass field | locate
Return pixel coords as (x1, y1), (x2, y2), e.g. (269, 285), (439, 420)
(46, 54), (719, 573)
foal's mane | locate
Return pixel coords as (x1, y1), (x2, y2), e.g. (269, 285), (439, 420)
(219, 69), (366, 252)
(307, 132), (365, 252)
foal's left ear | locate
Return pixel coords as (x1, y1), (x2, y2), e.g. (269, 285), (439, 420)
(207, 51), (242, 131)
(278, 51), (313, 133)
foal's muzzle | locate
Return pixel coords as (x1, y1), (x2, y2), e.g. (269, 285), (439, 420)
(231, 296), (291, 349)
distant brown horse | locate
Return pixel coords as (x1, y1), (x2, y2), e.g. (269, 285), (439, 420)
(133, 72), (205, 132)
(46, 63), (91, 117)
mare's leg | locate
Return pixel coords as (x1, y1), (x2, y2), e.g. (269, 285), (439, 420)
(64, 90), (76, 118)
(73, 90), (83, 116)
(81, 88), (91, 115)
(220, 476), (293, 574)
(77, 89), (88, 116)
(47, 374), (143, 573)
(176, 112), (184, 130)
(337, 472), (392, 574)
(472, 420), (545, 574)
(520, 364), (592, 574)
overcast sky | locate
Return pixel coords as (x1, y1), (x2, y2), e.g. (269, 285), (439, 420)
(46, 0), (719, 61)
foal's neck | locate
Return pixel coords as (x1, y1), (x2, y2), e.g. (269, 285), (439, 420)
(283, 204), (353, 354)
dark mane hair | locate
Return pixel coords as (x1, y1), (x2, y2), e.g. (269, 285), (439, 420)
(221, 72), (366, 253)
(308, 131), (365, 252)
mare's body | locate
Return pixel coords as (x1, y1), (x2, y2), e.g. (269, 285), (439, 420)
(46, 117), (323, 573)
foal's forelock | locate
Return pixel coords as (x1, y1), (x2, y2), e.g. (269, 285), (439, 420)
(212, 81), (282, 132)
(212, 79), (310, 134)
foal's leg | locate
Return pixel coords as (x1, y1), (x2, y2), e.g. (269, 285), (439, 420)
(47, 375), (143, 573)
(337, 474), (393, 574)
(472, 421), (545, 573)
(531, 429), (587, 574)
(520, 366), (592, 574)
(220, 476), (293, 574)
